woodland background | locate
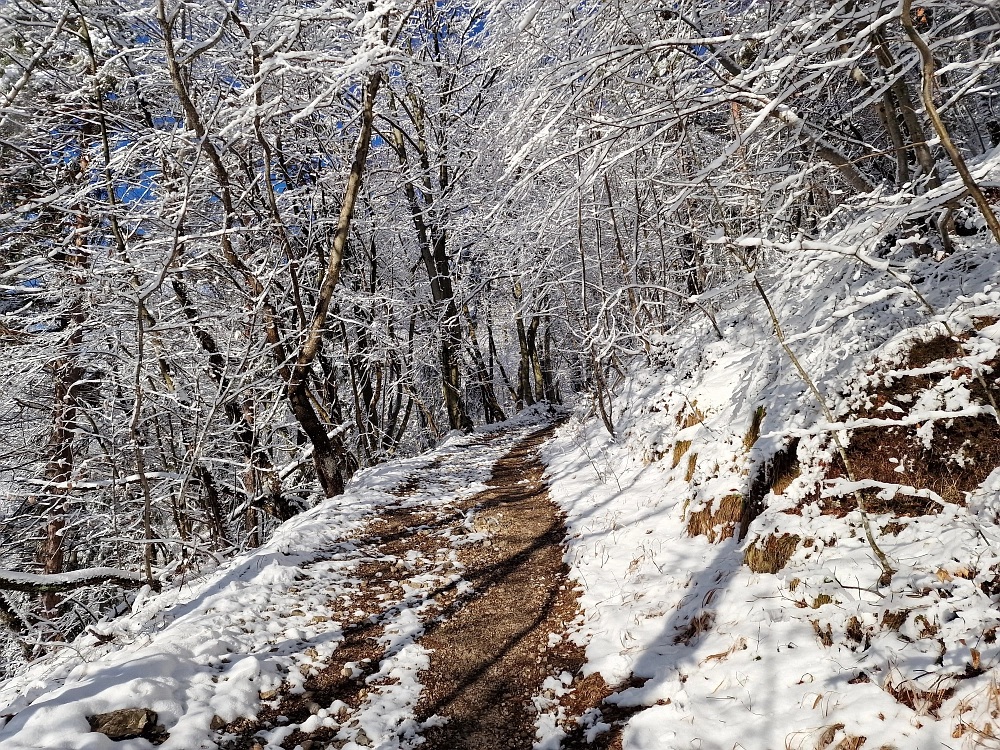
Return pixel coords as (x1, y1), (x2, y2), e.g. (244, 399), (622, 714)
(0, 0), (997, 677)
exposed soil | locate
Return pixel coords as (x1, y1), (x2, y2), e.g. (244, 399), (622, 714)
(782, 323), (1000, 519)
(413, 424), (584, 750)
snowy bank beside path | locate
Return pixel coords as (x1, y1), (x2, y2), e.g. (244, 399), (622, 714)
(0, 418), (548, 750)
(538, 246), (1000, 748)
(541, 400), (1000, 749)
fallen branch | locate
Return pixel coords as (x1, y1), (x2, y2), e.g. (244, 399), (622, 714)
(822, 479), (947, 507)
(0, 568), (152, 594)
(761, 405), (996, 440)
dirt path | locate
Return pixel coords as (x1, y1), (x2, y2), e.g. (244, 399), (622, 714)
(224, 421), (634, 750)
(413, 424), (584, 750)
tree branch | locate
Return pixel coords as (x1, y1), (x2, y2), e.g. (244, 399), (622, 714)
(0, 568), (151, 594)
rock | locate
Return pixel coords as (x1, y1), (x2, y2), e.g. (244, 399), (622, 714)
(87, 708), (164, 741)
(355, 729), (371, 747)
(210, 715), (227, 731)
(261, 689), (280, 700)
(300, 741), (314, 750)
(306, 701), (321, 715)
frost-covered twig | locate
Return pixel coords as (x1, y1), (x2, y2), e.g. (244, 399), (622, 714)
(738, 257), (895, 585)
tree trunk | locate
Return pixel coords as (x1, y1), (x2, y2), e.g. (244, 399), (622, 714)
(37, 185), (90, 616)
(526, 315), (546, 404)
(513, 286), (535, 410)
(463, 304), (507, 423)
(388, 112), (473, 432)
(873, 29), (941, 190)
(158, 0), (389, 499)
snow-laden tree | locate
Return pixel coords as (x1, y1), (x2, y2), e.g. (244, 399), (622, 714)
(0, 0), (998, 674)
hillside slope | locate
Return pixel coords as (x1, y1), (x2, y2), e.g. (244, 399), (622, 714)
(535, 214), (1000, 748)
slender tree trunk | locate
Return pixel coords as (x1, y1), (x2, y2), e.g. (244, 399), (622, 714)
(513, 284), (535, 409)
(38, 192), (90, 616)
(463, 304), (507, 423)
(873, 30), (941, 189)
(901, 0), (1000, 242)
(526, 315), (546, 404)
(388, 112), (473, 432)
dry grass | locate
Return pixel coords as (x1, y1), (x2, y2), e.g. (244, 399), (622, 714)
(787, 724), (867, 750)
(744, 533), (800, 574)
(743, 406), (766, 450)
(846, 616), (864, 645)
(671, 440), (692, 468)
(883, 673), (954, 718)
(771, 462), (801, 495)
(881, 610), (909, 631)
(814, 724), (845, 750)
(686, 494), (743, 542)
(700, 636), (747, 665)
(744, 437), (800, 539)
(677, 401), (706, 429)
(834, 737), (867, 750)
(673, 610), (714, 645)
(684, 452), (698, 482)
(915, 614), (939, 638)
(950, 676), (1000, 746)
(812, 620), (834, 647)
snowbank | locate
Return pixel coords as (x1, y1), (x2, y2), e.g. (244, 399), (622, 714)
(540, 227), (1000, 748)
(0, 423), (543, 750)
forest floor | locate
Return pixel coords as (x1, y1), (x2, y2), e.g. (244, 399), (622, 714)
(0, 414), (640, 750)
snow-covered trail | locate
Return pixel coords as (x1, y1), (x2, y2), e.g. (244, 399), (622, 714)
(0, 413), (572, 750)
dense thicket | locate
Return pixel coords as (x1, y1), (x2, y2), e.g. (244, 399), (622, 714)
(0, 0), (996, 672)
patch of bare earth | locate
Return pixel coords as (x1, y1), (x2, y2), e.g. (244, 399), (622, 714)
(412, 425), (651, 750)
(413, 424), (580, 750)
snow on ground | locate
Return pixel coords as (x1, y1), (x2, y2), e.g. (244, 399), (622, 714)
(0, 415), (548, 750)
(539, 231), (1000, 748)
